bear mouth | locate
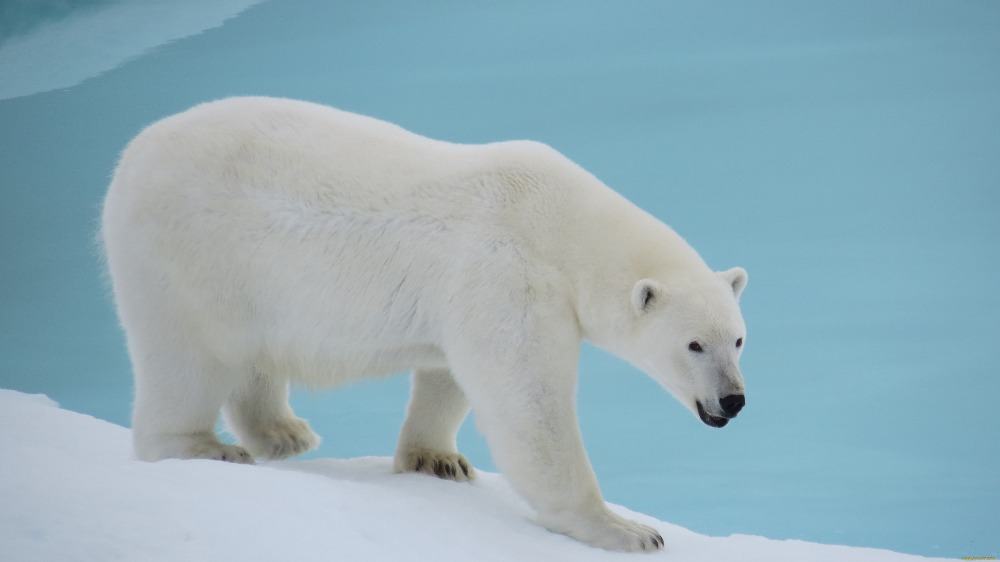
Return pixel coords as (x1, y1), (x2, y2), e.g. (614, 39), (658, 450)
(696, 401), (730, 428)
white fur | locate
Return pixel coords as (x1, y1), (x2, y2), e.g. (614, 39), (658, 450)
(101, 97), (748, 552)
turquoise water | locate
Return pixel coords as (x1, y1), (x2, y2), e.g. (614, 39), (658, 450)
(2, 1), (998, 557)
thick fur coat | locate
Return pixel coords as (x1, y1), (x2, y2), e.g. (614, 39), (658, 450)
(102, 97), (749, 552)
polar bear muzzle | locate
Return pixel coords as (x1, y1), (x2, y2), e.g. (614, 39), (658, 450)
(696, 394), (745, 428)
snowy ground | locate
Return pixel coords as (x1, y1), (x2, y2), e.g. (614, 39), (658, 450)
(0, 389), (950, 562)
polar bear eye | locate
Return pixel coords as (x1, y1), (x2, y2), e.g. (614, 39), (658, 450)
(688, 341), (704, 353)
(736, 338), (744, 348)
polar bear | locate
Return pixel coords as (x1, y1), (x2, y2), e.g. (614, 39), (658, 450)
(102, 97), (748, 552)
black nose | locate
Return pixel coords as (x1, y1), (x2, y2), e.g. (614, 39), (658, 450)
(720, 394), (745, 418)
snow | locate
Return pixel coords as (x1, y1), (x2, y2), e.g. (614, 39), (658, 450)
(0, 389), (951, 561)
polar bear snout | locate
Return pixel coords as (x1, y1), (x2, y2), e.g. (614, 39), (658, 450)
(696, 394), (745, 428)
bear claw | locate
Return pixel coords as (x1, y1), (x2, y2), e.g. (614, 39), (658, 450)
(394, 449), (475, 482)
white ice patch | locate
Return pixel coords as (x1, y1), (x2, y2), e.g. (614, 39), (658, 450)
(0, 0), (264, 100)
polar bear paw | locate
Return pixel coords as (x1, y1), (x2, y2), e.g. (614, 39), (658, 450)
(187, 442), (256, 464)
(394, 448), (476, 482)
(541, 508), (664, 552)
(135, 431), (256, 464)
(242, 417), (321, 460)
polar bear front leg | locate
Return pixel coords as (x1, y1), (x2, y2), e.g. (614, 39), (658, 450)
(394, 368), (474, 481)
(448, 347), (664, 552)
(223, 370), (320, 460)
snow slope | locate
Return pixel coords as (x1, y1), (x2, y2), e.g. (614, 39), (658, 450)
(0, 389), (950, 561)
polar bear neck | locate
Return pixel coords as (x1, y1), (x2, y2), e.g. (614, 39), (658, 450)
(481, 141), (711, 352)
(568, 186), (711, 351)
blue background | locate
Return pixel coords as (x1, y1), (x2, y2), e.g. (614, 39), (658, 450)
(1, 1), (998, 557)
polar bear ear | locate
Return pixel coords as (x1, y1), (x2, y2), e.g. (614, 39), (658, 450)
(631, 279), (667, 315)
(719, 267), (748, 299)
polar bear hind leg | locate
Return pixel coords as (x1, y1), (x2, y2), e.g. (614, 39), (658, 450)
(394, 368), (475, 481)
(223, 370), (321, 460)
(131, 339), (254, 464)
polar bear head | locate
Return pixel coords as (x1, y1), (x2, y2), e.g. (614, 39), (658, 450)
(625, 267), (748, 428)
